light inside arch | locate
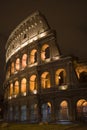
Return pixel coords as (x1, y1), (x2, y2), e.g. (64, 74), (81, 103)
(41, 44), (50, 61)
(55, 69), (66, 86)
(77, 99), (86, 107)
(76, 99), (87, 119)
(14, 81), (19, 95)
(22, 54), (27, 68)
(9, 83), (13, 96)
(30, 49), (37, 64)
(75, 65), (87, 79)
(59, 100), (69, 120)
(16, 58), (20, 70)
(47, 102), (51, 107)
(41, 72), (51, 88)
(60, 100), (68, 108)
(21, 78), (26, 94)
(30, 75), (37, 92)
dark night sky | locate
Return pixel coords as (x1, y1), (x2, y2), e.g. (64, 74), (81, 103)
(0, 0), (87, 91)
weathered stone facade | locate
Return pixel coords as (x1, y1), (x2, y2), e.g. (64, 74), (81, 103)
(4, 11), (87, 123)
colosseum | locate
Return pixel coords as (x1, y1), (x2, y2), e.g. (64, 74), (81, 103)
(4, 11), (87, 123)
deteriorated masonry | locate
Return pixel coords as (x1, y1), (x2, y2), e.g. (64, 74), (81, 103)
(4, 11), (87, 123)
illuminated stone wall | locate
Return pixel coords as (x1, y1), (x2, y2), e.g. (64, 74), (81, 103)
(4, 11), (87, 123)
(6, 11), (51, 62)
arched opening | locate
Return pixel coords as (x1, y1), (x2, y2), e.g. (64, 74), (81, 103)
(41, 44), (50, 61)
(58, 100), (69, 121)
(24, 33), (27, 39)
(41, 102), (52, 122)
(55, 69), (67, 90)
(77, 99), (87, 121)
(16, 58), (20, 71)
(21, 78), (26, 96)
(21, 105), (27, 121)
(14, 106), (19, 121)
(83, 102), (87, 118)
(75, 65), (87, 84)
(9, 83), (13, 97)
(79, 71), (87, 83)
(41, 72), (51, 88)
(22, 54), (27, 69)
(30, 49), (37, 64)
(14, 81), (19, 96)
(9, 107), (13, 121)
(30, 75), (37, 93)
(30, 104), (38, 123)
(11, 62), (15, 74)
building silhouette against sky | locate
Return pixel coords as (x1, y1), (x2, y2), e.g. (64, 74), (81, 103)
(4, 11), (87, 123)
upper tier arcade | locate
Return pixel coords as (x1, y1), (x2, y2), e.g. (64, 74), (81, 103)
(5, 11), (52, 62)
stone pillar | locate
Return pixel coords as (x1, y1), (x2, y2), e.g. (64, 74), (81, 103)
(27, 48), (30, 66)
(69, 99), (76, 122)
(26, 75), (29, 96)
(50, 68), (55, 88)
(18, 103), (21, 121)
(37, 44), (41, 65)
(26, 101), (29, 122)
(19, 78), (21, 96)
(20, 54), (22, 70)
(66, 61), (72, 88)
(36, 71), (42, 122)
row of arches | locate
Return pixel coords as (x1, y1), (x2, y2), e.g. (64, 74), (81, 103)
(6, 12), (47, 62)
(6, 44), (50, 79)
(5, 69), (67, 99)
(8, 100), (69, 122)
(7, 99), (87, 122)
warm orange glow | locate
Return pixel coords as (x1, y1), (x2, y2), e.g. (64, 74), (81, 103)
(47, 102), (51, 112)
(9, 83), (13, 96)
(11, 62), (15, 74)
(16, 58), (20, 70)
(47, 102), (51, 108)
(55, 69), (66, 86)
(21, 78), (26, 93)
(30, 49), (37, 64)
(41, 44), (50, 61)
(22, 54), (27, 68)
(75, 65), (87, 78)
(30, 75), (37, 91)
(59, 100), (69, 120)
(14, 81), (19, 95)
(83, 101), (87, 106)
(41, 72), (51, 88)
(77, 99), (87, 116)
(60, 100), (68, 108)
(77, 99), (86, 107)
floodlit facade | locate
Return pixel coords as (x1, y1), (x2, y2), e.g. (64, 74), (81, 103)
(4, 11), (87, 123)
